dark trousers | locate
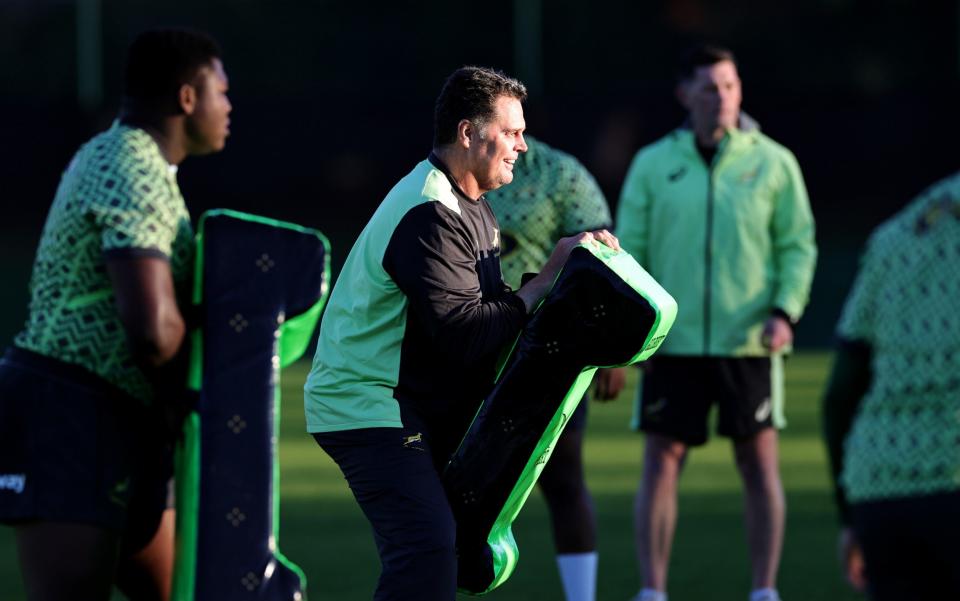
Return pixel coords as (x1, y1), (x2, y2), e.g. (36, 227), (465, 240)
(314, 426), (457, 601)
(852, 491), (960, 601)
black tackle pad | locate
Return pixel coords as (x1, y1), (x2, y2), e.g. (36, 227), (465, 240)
(173, 210), (330, 601)
(442, 243), (676, 594)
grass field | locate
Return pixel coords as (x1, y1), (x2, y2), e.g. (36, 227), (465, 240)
(0, 352), (861, 601)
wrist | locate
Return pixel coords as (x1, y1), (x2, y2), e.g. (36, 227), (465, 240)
(516, 273), (553, 313)
(771, 307), (796, 332)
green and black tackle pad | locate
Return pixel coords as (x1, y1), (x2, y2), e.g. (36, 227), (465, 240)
(442, 243), (676, 594)
(172, 210), (330, 601)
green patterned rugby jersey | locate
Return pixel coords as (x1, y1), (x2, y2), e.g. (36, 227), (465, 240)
(838, 171), (960, 503)
(14, 121), (193, 403)
(485, 136), (611, 289)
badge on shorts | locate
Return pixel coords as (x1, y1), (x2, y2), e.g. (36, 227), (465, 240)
(755, 398), (772, 422)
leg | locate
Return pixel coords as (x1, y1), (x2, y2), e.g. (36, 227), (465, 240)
(538, 423), (597, 601)
(635, 433), (688, 592)
(316, 429), (457, 601)
(539, 424), (595, 553)
(115, 508), (175, 601)
(15, 522), (120, 601)
(732, 428), (785, 590)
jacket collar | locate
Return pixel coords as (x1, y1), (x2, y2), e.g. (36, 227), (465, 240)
(676, 111), (759, 160)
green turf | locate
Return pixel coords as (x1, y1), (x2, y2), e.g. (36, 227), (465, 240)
(0, 352), (860, 600)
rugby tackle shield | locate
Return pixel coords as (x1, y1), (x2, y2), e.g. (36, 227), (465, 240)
(443, 243), (676, 594)
(172, 210), (330, 601)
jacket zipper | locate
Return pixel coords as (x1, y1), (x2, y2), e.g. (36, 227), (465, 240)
(704, 160), (715, 355)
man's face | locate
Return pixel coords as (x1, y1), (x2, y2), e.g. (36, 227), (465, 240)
(185, 58), (232, 155)
(678, 59), (742, 133)
(468, 95), (527, 195)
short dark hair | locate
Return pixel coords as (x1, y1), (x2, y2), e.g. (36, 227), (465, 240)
(676, 44), (737, 82)
(124, 29), (222, 106)
(433, 66), (527, 147)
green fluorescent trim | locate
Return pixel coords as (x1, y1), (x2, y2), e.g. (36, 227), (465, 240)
(173, 211), (207, 601)
(171, 412), (201, 601)
(476, 367), (598, 595)
(771, 352), (787, 428)
(187, 329), (202, 392)
(276, 550), (308, 595)
(458, 242), (677, 594)
(577, 242), (678, 364)
(278, 299), (326, 369)
(187, 212), (207, 394)
(270, 303), (324, 594)
(270, 368), (308, 594)
(268, 209), (329, 599)
(175, 209), (329, 599)
(202, 208), (333, 256)
(606, 248), (676, 362)
(191, 234), (205, 304)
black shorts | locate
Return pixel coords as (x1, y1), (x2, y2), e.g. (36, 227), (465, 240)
(634, 355), (773, 446)
(0, 347), (172, 551)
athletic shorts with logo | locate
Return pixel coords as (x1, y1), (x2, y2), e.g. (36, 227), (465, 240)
(634, 356), (775, 446)
(0, 347), (172, 551)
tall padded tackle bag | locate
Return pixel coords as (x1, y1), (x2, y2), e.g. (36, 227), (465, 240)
(443, 243), (677, 595)
(173, 210), (330, 601)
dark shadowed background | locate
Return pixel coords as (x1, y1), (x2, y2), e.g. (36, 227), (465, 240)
(2, 0), (958, 348)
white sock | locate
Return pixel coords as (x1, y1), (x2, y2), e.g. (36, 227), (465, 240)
(638, 588), (668, 601)
(556, 551), (598, 601)
(750, 588), (781, 601)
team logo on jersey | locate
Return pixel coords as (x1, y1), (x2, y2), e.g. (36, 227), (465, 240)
(739, 167), (760, 183)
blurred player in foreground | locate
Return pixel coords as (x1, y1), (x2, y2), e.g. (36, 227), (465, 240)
(0, 29), (231, 600)
(823, 170), (960, 601)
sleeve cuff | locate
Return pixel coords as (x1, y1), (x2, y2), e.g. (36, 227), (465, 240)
(771, 307), (797, 330)
(103, 247), (170, 261)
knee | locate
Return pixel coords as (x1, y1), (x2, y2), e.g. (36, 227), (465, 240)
(734, 462), (784, 505)
(416, 507), (457, 554)
(733, 430), (779, 482)
(643, 435), (687, 480)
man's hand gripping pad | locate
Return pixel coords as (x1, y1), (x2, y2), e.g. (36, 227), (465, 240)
(442, 243), (676, 595)
(173, 210), (330, 601)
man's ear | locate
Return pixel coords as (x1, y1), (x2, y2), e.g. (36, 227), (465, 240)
(178, 83), (197, 116)
(457, 119), (473, 149)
